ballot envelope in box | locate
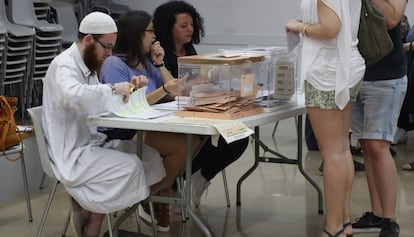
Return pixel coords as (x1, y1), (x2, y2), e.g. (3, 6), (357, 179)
(176, 53), (265, 119)
(220, 46), (298, 112)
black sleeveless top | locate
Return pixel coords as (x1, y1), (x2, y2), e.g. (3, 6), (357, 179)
(364, 24), (406, 81)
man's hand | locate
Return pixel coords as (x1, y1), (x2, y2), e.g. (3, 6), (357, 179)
(130, 75), (148, 89)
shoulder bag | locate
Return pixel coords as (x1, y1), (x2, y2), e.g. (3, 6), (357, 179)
(357, 0), (394, 65)
(0, 96), (23, 161)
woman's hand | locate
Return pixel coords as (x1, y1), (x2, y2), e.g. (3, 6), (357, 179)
(151, 41), (165, 65)
(164, 78), (183, 95)
(285, 19), (303, 33)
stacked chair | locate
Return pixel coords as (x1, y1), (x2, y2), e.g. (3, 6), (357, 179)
(33, 0), (51, 21)
(83, 0), (131, 21)
(5, 0), (63, 109)
(0, 23), (6, 93)
(0, 0), (35, 121)
(48, 0), (78, 49)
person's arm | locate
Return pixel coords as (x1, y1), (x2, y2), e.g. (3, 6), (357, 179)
(403, 41), (413, 52)
(285, 0), (340, 40)
(371, 0), (407, 29)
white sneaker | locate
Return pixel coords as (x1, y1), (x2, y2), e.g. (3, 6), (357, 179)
(392, 128), (408, 145)
(191, 170), (210, 207)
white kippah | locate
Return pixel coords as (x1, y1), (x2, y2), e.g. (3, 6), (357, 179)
(79, 12), (117, 34)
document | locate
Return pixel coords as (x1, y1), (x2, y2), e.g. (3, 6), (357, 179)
(165, 117), (253, 144)
(108, 87), (173, 119)
(286, 31), (300, 53)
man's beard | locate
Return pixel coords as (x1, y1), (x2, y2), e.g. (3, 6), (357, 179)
(83, 43), (101, 73)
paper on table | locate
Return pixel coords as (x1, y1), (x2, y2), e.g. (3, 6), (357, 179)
(286, 31), (300, 53)
(165, 117), (253, 144)
(108, 87), (173, 119)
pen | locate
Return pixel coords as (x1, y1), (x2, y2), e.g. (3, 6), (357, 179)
(130, 87), (138, 93)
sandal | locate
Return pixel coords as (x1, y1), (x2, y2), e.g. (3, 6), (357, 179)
(343, 222), (353, 237)
(402, 161), (414, 171)
(323, 228), (345, 237)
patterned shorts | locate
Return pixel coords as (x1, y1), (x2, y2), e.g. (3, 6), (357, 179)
(305, 81), (361, 110)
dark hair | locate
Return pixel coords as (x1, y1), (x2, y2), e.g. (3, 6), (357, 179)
(114, 10), (152, 69)
(153, 1), (204, 53)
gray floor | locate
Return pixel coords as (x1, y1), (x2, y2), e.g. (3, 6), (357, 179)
(1, 119), (413, 237)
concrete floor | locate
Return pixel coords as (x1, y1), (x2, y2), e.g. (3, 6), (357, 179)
(1, 119), (413, 237)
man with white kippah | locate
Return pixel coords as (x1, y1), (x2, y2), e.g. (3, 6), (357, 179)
(41, 11), (165, 237)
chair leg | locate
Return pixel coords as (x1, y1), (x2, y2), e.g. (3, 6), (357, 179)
(222, 169), (230, 207)
(176, 176), (187, 221)
(149, 201), (158, 237)
(20, 155), (33, 222)
(271, 121), (279, 137)
(36, 179), (59, 237)
(39, 171), (47, 190)
(61, 209), (71, 237)
(134, 208), (142, 233)
(106, 213), (113, 237)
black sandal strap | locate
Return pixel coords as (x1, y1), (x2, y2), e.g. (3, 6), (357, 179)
(323, 228), (344, 237)
(343, 222), (352, 228)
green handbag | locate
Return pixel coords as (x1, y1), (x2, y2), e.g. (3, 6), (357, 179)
(357, 0), (394, 65)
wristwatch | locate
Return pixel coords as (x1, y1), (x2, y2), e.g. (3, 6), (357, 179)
(108, 84), (116, 94)
(154, 61), (164, 68)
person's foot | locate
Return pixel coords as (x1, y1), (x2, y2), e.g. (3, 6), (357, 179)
(138, 201), (170, 232)
(379, 218), (400, 237)
(70, 198), (96, 237)
(191, 170), (210, 207)
(392, 128), (408, 145)
(402, 160), (414, 171)
(343, 222), (353, 237)
(155, 203), (171, 232)
(352, 211), (383, 233)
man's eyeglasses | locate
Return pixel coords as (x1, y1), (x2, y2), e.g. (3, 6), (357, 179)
(92, 35), (114, 51)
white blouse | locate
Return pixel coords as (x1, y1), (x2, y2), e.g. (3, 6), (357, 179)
(299, 0), (365, 109)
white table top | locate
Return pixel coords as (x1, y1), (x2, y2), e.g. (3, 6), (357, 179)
(87, 103), (306, 135)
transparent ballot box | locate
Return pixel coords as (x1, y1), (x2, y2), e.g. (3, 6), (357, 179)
(176, 53), (265, 119)
(220, 46), (298, 112)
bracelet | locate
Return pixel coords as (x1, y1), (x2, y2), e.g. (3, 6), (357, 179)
(302, 23), (310, 37)
(154, 61), (164, 68)
(162, 83), (170, 94)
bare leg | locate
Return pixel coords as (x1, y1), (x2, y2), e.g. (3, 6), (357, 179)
(83, 212), (105, 236)
(360, 139), (397, 220)
(308, 104), (352, 237)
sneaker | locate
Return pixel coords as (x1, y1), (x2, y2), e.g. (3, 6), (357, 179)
(191, 170), (210, 207)
(392, 128), (408, 145)
(138, 202), (170, 232)
(352, 211), (383, 233)
(402, 160), (414, 171)
(380, 218), (400, 237)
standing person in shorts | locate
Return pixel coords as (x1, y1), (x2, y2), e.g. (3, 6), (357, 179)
(351, 1), (407, 237)
(286, 0), (365, 236)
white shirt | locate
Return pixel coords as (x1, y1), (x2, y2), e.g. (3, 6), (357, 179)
(300, 0), (365, 109)
(41, 43), (165, 213)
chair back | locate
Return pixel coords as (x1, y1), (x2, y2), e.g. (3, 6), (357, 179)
(27, 106), (55, 178)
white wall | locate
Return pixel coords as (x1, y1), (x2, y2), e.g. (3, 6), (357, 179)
(116, 0), (414, 53)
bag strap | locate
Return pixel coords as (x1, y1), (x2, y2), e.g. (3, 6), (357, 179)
(0, 96), (23, 161)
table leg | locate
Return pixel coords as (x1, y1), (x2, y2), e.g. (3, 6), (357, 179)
(296, 115), (323, 214)
(185, 134), (212, 237)
(236, 116), (323, 214)
(236, 126), (260, 206)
